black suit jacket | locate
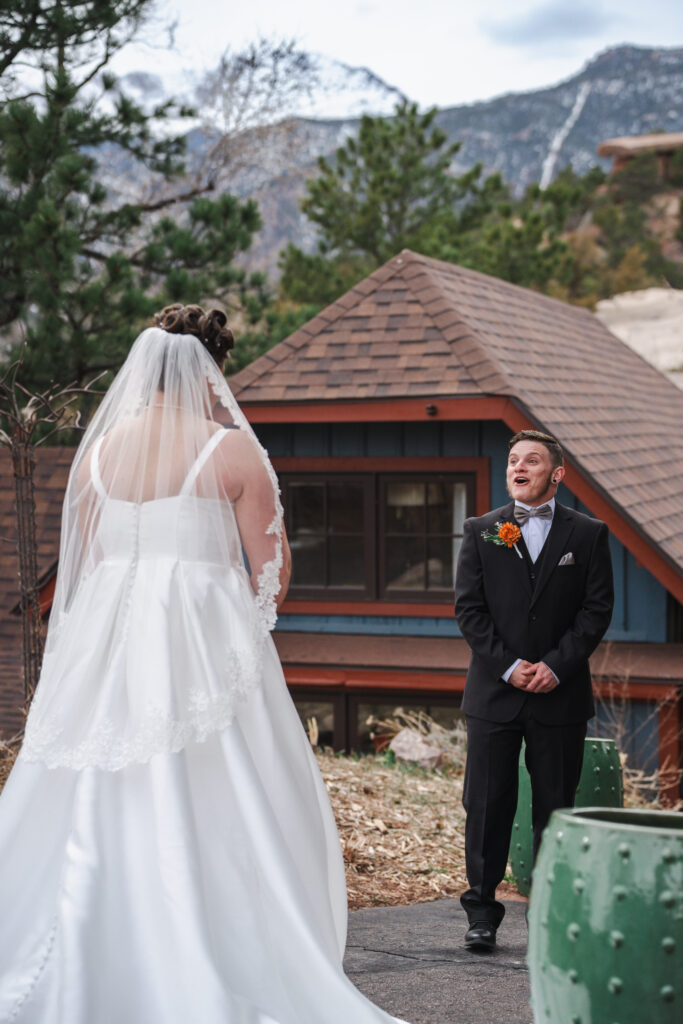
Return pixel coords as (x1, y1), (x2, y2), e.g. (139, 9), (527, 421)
(454, 501), (614, 725)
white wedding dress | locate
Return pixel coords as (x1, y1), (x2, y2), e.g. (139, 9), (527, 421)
(0, 368), (409, 1021)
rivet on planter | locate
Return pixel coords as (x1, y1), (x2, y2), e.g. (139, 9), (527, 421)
(581, 836), (591, 851)
(613, 885), (627, 901)
(618, 842), (630, 858)
(608, 977), (623, 995)
(570, 1015), (581, 1024)
(556, 830), (564, 844)
(573, 878), (585, 894)
(609, 930), (624, 948)
(660, 985), (675, 1002)
(659, 891), (675, 909)
(567, 922), (581, 941)
(661, 848), (675, 864)
(661, 936), (676, 953)
(568, 969), (579, 984)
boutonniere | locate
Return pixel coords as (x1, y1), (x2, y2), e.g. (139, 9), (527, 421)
(481, 521), (523, 558)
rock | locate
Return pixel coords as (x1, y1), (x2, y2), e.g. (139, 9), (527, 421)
(389, 728), (444, 770)
(596, 287), (683, 390)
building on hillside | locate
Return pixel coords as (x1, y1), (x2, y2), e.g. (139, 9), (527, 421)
(1, 251), (682, 800)
(598, 132), (683, 178)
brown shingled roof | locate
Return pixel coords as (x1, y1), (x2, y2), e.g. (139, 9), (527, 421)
(230, 250), (683, 576)
(0, 447), (74, 737)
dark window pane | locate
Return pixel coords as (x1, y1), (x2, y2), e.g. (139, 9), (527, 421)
(427, 482), (453, 533)
(328, 483), (365, 533)
(292, 700), (336, 748)
(328, 536), (366, 587)
(291, 535), (326, 587)
(385, 482), (425, 533)
(385, 536), (425, 590)
(427, 537), (453, 589)
(290, 483), (324, 534)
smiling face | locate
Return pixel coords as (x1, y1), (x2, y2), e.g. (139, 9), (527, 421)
(506, 439), (565, 506)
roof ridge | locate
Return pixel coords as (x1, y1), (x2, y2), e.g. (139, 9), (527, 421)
(400, 248), (600, 321)
(395, 250), (516, 398)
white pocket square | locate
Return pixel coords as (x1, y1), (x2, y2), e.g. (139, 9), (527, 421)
(558, 552), (575, 566)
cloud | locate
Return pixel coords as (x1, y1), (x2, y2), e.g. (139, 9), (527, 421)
(481, 1), (620, 47)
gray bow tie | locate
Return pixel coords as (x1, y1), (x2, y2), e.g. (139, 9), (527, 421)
(514, 504), (553, 526)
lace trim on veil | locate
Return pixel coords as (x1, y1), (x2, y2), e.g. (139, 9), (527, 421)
(208, 362), (285, 634)
(20, 636), (268, 772)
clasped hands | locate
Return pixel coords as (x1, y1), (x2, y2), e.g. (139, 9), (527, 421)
(509, 660), (558, 693)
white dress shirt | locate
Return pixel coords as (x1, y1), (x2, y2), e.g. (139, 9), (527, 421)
(517, 496), (555, 562)
(502, 497), (558, 684)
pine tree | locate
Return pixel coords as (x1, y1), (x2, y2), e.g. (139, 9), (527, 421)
(0, 1), (267, 391)
(279, 100), (500, 303)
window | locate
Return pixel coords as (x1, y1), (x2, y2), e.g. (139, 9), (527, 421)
(281, 471), (473, 601)
(381, 478), (469, 594)
(287, 477), (373, 592)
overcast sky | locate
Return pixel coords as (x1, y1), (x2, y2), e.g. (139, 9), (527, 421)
(114, 0), (683, 113)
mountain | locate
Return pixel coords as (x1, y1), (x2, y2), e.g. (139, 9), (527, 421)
(228, 45), (683, 275)
(111, 46), (683, 278)
(433, 45), (683, 191)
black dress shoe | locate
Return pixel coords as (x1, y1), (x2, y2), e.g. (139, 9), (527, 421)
(464, 924), (496, 952)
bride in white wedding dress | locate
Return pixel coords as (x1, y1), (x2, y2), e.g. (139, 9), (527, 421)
(0, 305), (409, 1024)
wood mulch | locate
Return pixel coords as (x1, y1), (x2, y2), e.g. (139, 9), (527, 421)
(316, 748), (524, 910)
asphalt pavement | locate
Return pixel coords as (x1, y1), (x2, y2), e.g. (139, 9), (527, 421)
(345, 898), (532, 1024)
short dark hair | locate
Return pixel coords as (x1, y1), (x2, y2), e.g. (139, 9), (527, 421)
(508, 429), (564, 469)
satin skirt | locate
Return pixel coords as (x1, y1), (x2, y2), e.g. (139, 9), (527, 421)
(0, 641), (407, 1023)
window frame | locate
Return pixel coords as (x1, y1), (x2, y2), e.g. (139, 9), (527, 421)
(275, 457), (489, 610)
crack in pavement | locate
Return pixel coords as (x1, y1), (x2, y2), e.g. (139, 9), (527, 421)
(345, 944), (529, 972)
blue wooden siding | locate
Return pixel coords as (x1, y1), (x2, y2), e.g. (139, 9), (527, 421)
(256, 420), (668, 643)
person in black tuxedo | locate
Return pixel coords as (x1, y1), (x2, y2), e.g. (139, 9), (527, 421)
(454, 429), (613, 951)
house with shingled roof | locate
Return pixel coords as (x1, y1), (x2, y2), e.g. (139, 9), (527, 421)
(1, 251), (682, 799)
(228, 250), (683, 802)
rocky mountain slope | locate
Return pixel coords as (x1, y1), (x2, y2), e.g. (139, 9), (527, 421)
(229, 45), (683, 274)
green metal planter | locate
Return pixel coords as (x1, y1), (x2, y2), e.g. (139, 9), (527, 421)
(509, 738), (623, 897)
(528, 806), (682, 1024)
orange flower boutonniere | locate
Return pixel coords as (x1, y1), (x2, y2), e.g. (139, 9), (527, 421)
(481, 521), (523, 558)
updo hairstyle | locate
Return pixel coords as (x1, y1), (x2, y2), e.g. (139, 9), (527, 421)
(154, 304), (234, 366)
